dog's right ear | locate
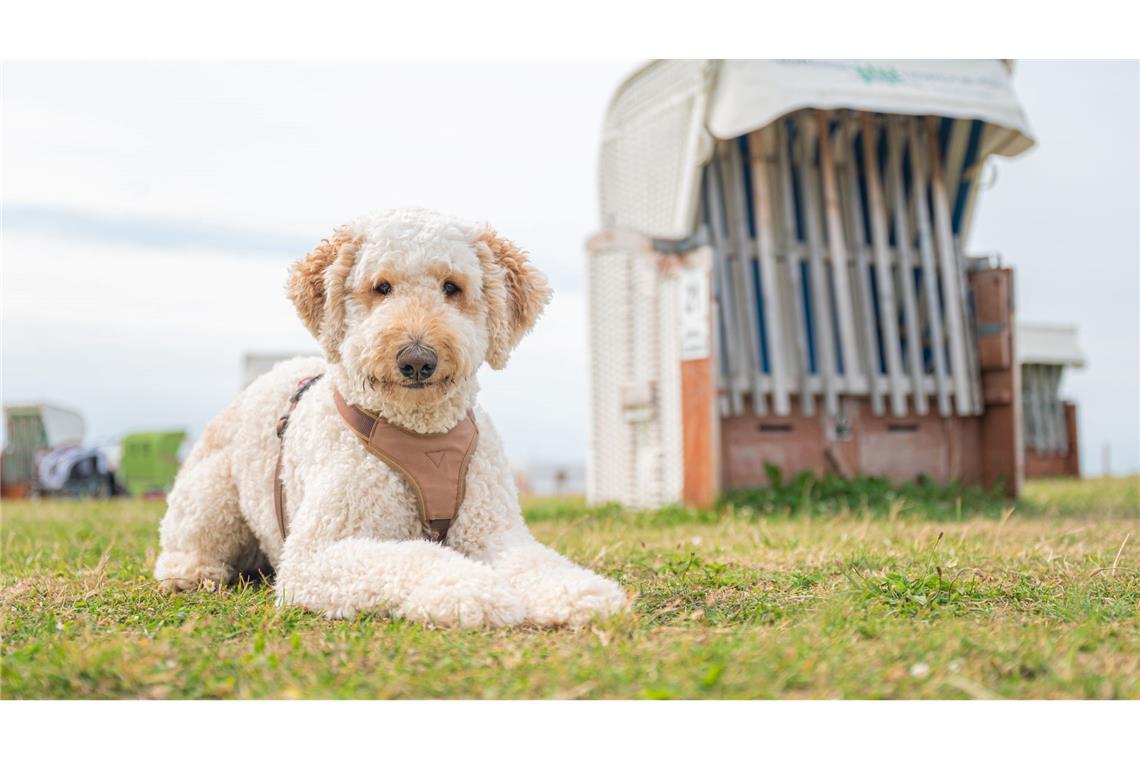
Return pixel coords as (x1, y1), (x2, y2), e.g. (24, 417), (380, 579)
(287, 230), (359, 363)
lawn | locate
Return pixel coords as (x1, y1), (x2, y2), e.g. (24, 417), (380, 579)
(2, 476), (1137, 699)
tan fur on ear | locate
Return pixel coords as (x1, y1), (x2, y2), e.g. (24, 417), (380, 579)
(475, 228), (553, 369)
(286, 230), (360, 363)
(319, 235), (358, 363)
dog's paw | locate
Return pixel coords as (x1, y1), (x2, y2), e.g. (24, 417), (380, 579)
(520, 570), (630, 628)
(398, 568), (526, 629)
(154, 551), (233, 593)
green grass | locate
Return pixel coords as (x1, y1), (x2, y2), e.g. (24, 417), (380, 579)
(2, 476), (1137, 699)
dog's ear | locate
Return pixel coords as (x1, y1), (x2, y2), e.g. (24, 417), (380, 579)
(287, 230), (360, 363)
(475, 227), (553, 370)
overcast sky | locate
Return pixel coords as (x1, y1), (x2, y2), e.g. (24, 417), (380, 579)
(3, 61), (1138, 474)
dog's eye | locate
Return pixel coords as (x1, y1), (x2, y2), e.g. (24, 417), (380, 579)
(442, 281), (461, 297)
(374, 281), (391, 296)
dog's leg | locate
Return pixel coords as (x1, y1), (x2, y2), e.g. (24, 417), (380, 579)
(154, 451), (255, 592)
(474, 526), (630, 627)
(275, 537), (525, 627)
(445, 417), (629, 627)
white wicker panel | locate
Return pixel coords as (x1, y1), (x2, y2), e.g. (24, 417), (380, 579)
(587, 231), (685, 508)
(600, 60), (713, 240)
(627, 239), (660, 507)
(586, 239), (634, 505)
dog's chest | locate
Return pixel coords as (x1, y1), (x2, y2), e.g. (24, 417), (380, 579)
(336, 442), (426, 539)
(287, 409), (424, 541)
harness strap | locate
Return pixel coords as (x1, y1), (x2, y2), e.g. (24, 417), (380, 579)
(273, 374), (323, 541)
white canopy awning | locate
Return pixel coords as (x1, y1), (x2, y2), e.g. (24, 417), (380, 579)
(2, 402), (85, 447)
(1017, 323), (1086, 368)
(708, 60), (1034, 157)
(599, 59), (1036, 240)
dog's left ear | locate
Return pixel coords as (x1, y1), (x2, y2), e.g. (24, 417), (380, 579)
(286, 229), (360, 363)
(474, 227), (553, 369)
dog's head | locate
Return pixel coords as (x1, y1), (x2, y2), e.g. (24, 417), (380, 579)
(287, 209), (551, 407)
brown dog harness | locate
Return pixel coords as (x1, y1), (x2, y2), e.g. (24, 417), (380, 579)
(273, 375), (479, 544)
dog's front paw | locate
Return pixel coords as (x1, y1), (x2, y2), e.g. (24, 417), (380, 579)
(519, 570), (630, 628)
(154, 551), (233, 593)
(398, 567), (526, 629)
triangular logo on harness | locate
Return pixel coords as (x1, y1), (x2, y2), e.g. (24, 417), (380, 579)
(425, 450), (447, 468)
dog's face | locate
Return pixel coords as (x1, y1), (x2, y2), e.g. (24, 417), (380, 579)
(287, 210), (551, 407)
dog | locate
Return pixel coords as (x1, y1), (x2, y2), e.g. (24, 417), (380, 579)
(154, 209), (628, 627)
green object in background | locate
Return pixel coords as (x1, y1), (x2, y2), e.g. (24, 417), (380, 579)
(119, 431), (186, 496)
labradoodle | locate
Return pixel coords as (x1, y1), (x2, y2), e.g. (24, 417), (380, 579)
(154, 209), (628, 627)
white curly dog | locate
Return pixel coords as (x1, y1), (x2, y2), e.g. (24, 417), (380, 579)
(154, 209), (628, 627)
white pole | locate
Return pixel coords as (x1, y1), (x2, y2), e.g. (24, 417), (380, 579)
(942, 121), (983, 414)
(908, 116), (952, 417)
(776, 118), (815, 417)
(704, 159), (743, 416)
(816, 110), (860, 389)
(926, 116), (973, 416)
(842, 112), (884, 415)
(886, 115), (927, 415)
(796, 112), (840, 418)
(749, 128), (791, 416)
(861, 111), (907, 417)
(723, 140), (767, 415)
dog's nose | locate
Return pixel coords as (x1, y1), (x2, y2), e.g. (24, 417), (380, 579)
(397, 343), (437, 380)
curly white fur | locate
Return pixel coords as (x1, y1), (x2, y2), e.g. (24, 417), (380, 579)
(155, 209), (629, 627)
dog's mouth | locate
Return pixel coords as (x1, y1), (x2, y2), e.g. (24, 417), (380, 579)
(369, 375), (454, 391)
(403, 375), (455, 390)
